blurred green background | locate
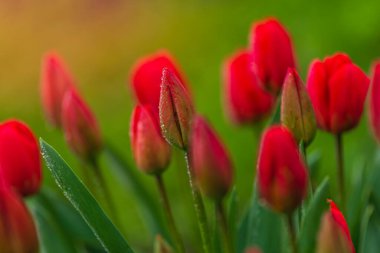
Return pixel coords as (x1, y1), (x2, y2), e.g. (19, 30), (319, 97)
(1, 0), (379, 250)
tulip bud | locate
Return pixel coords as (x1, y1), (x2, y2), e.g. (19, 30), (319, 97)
(250, 18), (296, 94)
(316, 200), (355, 253)
(0, 120), (42, 196)
(159, 68), (194, 150)
(307, 53), (370, 134)
(245, 247), (262, 253)
(130, 105), (171, 174)
(189, 116), (233, 200)
(130, 51), (187, 117)
(281, 68), (316, 145)
(61, 90), (102, 163)
(154, 235), (173, 253)
(223, 49), (275, 125)
(0, 180), (39, 253)
(369, 61), (380, 143)
(257, 125), (308, 213)
(40, 52), (76, 128)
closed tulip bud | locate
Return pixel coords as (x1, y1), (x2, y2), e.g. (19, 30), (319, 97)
(40, 52), (76, 128)
(223, 49), (275, 125)
(130, 51), (187, 117)
(281, 68), (316, 145)
(154, 235), (173, 253)
(0, 120), (41, 196)
(369, 61), (380, 143)
(130, 105), (171, 174)
(159, 68), (194, 150)
(0, 180), (39, 253)
(307, 53), (370, 134)
(257, 126), (308, 213)
(189, 116), (233, 201)
(250, 18), (296, 94)
(317, 200), (355, 253)
(245, 247), (262, 253)
(62, 90), (102, 163)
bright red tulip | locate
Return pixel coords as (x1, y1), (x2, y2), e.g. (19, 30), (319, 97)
(130, 51), (187, 117)
(223, 49), (275, 124)
(0, 120), (41, 197)
(0, 179), (39, 253)
(41, 52), (76, 128)
(257, 125), (308, 213)
(307, 53), (370, 134)
(250, 18), (296, 94)
(130, 105), (171, 174)
(369, 61), (380, 143)
(61, 90), (102, 163)
(189, 116), (233, 200)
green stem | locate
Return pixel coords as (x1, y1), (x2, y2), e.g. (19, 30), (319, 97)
(184, 152), (211, 253)
(286, 214), (299, 253)
(216, 201), (234, 253)
(155, 174), (185, 253)
(335, 133), (346, 211)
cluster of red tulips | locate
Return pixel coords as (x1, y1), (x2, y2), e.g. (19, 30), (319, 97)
(0, 16), (378, 253)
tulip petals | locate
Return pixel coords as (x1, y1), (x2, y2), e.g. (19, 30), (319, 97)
(369, 62), (380, 142)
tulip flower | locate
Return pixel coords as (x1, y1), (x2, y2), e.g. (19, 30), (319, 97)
(41, 52), (76, 128)
(245, 247), (262, 253)
(223, 49), (275, 125)
(61, 90), (102, 163)
(0, 120), (42, 197)
(281, 68), (316, 145)
(250, 18), (296, 94)
(369, 61), (380, 143)
(317, 200), (355, 253)
(0, 179), (39, 253)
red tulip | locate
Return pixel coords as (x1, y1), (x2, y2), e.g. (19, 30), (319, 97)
(61, 90), (102, 163)
(245, 247), (262, 253)
(0, 179), (39, 253)
(369, 61), (380, 143)
(257, 125), (308, 213)
(130, 105), (171, 174)
(130, 51), (187, 117)
(250, 18), (296, 94)
(223, 49), (275, 124)
(307, 53), (370, 134)
(41, 52), (76, 128)
(189, 116), (233, 200)
(0, 120), (41, 197)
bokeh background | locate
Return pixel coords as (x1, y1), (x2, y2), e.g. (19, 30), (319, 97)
(0, 0), (379, 250)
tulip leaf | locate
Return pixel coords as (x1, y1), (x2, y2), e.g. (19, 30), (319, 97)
(358, 205), (375, 253)
(40, 139), (134, 253)
(298, 177), (330, 253)
(267, 99), (281, 126)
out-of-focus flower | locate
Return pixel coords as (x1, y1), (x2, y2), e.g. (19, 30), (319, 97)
(130, 105), (171, 174)
(189, 116), (233, 200)
(0, 120), (41, 197)
(369, 61), (380, 143)
(154, 235), (173, 253)
(316, 200), (355, 253)
(61, 90), (102, 163)
(257, 125), (308, 213)
(245, 247), (262, 253)
(250, 18), (296, 94)
(159, 68), (194, 150)
(281, 68), (316, 145)
(41, 52), (76, 128)
(307, 53), (369, 134)
(223, 49), (274, 125)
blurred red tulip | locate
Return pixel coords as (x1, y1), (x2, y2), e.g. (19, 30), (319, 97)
(257, 125), (308, 213)
(130, 105), (171, 174)
(245, 247), (262, 253)
(189, 116), (233, 200)
(307, 53), (370, 134)
(250, 18), (296, 94)
(62, 90), (102, 163)
(41, 52), (76, 128)
(0, 180), (39, 253)
(0, 120), (41, 197)
(369, 61), (380, 143)
(223, 49), (275, 125)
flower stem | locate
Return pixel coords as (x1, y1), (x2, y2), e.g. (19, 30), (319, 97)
(216, 201), (234, 253)
(335, 133), (346, 211)
(155, 174), (185, 253)
(184, 152), (211, 253)
(286, 214), (299, 253)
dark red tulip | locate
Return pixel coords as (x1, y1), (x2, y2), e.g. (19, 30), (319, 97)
(130, 105), (171, 174)
(369, 61), (380, 143)
(250, 18), (296, 94)
(307, 53), (370, 134)
(61, 90), (102, 163)
(41, 52), (76, 128)
(257, 125), (307, 213)
(189, 116), (233, 200)
(0, 120), (41, 197)
(223, 49), (275, 124)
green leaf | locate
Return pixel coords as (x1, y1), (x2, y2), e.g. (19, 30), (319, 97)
(298, 177), (330, 253)
(267, 99), (281, 126)
(40, 139), (134, 253)
(227, 188), (238, 252)
(358, 205), (374, 253)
